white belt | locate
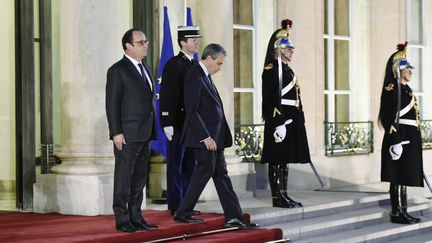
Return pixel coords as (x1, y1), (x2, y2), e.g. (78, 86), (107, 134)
(281, 99), (296, 106)
(399, 97), (415, 117)
(399, 119), (417, 127)
(281, 77), (296, 96)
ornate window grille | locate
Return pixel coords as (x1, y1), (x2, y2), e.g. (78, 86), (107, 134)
(233, 120), (431, 161)
(234, 124), (264, 162)
(420, 120), (432, 150)
(324, 121), (373, 156)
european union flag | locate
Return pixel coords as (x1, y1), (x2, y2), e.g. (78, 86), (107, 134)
(151, 5), (174, 157)
(186, 6), (199, 61)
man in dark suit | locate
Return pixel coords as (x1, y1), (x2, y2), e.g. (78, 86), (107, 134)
(173, 44), (258, 229)
(159, 26), (201, 215)
(105, 28), (158, 233)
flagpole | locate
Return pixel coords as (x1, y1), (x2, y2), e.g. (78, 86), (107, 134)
(184, 0), (188, 25)
(185, 2), (199, 61)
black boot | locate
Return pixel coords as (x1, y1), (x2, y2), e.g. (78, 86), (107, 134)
(400, 186), (420, 223)
(389, 184), (415, 224)
(269, 165), (291, 208)
(280, 165), (302, 208)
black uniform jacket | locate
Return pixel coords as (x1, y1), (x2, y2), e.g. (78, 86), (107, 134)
(160, 52), (196, 130)
(261, 61), (311, 165)
(380, 79), (423, 186)
(105, 56), (157, 142)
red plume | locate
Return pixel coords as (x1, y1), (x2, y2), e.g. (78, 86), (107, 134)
(397, 41), (408, 51)
(281, 19), (293, 29)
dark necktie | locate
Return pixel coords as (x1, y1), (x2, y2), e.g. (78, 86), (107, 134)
(208, 75), (220, 97)
(138, 63), (145, 78)
(138, 63), (151, 90)
(208, 75), (215, 89)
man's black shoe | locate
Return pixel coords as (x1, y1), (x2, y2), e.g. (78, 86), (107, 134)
(116, 222), (138, 233)
(131, 220), (158, 230)
(247, 222), (259, 228)
(174, 214), (204, 224)
(185, 210), (201, 216)
(224, 218), (259, 228)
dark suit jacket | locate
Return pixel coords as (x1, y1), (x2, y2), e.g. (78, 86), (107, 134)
(182, 63), (232, 149)
(105, 55), (157, 142)
(159, 52), (196, 130)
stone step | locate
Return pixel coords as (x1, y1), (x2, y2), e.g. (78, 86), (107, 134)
(294, 212), (432, 243)
(386, 229), (432, 243)
(251, 191), (390, 226)
(268, 201), (430, 241)
(146, 185), (431, 242)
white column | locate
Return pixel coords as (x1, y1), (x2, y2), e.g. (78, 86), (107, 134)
(33, 0), (134, 215)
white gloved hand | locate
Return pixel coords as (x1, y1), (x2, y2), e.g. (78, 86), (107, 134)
(389, 140), (410, 160)
(389, 144), (402, 160)
(163, 126), (174, 141)
(273, 119), (293, 143)
(274, 125), (286, 143)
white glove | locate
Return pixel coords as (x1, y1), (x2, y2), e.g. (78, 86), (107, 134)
(389, 140), (410, 160)
(274, 125), (286, 143)
(273, 119), (293, 143)
(163, 126), (174, 141)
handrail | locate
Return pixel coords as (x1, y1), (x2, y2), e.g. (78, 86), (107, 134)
(265, 239), (290, 243)
(144, 226), (241, 243)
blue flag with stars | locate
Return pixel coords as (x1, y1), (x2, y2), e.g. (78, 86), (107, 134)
(152, 5), (174, 157)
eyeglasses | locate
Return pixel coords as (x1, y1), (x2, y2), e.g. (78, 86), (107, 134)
(132, 39), (149, 45)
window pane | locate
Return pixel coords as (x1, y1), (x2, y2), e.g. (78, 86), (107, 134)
(408, 47), (422, 92)
(335, 94), (349, 122)
(335, 40), (349, 90)
(233, 0), (253, 25)
(234, 92), (254, 124)
(417, 95), (423, 120)
(34, 0), (40, 38)
(334, 0), (349, 36)
(34, 42), (41, 156)
(325, 94), (329, 121)
(324, 0), (328, 34)
(234, 29), (253, 88)
(408, 0), (423, 44)
(324, 38), (328, 90)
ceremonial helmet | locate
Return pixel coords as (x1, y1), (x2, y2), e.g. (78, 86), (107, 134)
(392, 42), (414, 78)
(263, 19), (295, 67)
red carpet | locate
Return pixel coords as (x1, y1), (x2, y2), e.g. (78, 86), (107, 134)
(0, 210), (282, 242)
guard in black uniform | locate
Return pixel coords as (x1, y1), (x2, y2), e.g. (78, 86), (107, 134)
(159, 26), (201, 215)
(261, 19), (311, 208)
(378, 42), (423, 224)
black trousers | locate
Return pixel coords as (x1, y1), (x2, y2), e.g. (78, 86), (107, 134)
(176, 149), (243, 220)
(175, 149), (242, 220)
(113, 142), (151, 225)
(166, 132), (196, 214)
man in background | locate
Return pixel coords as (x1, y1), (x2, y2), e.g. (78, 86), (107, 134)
(159, 26), (201, 215)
